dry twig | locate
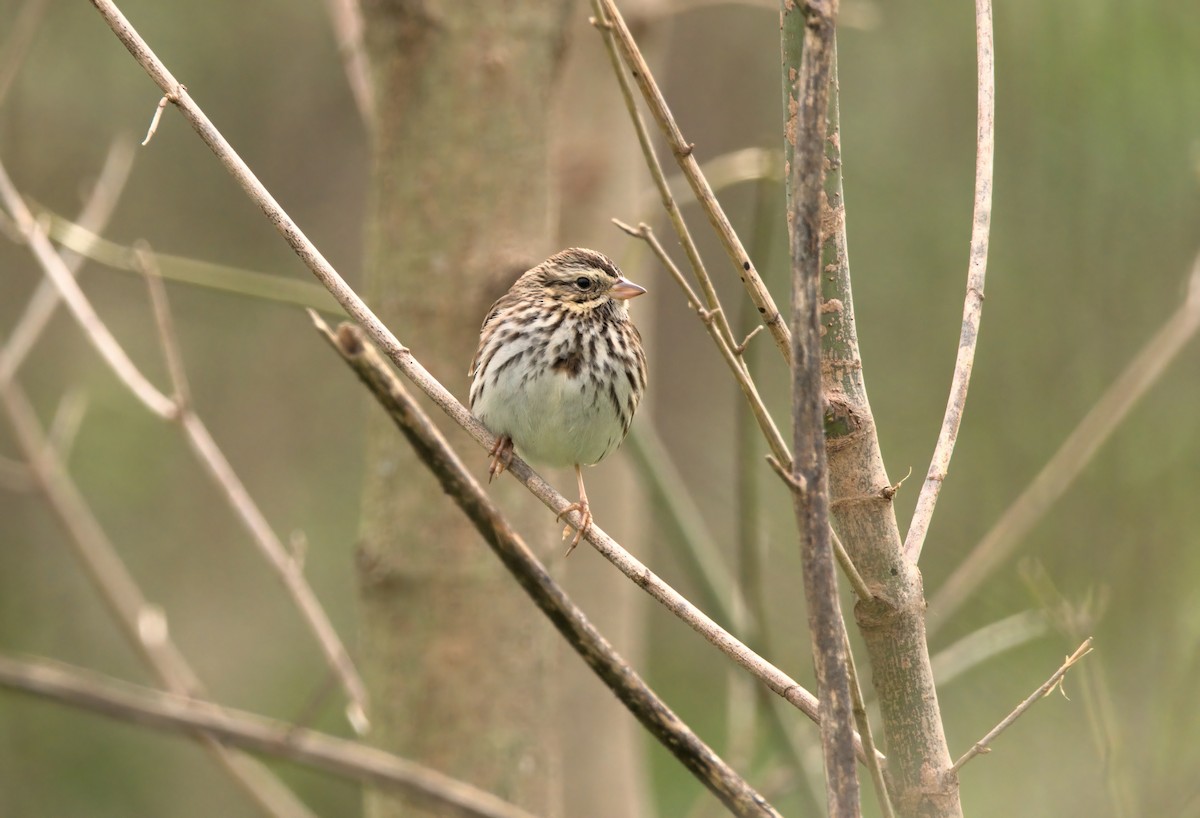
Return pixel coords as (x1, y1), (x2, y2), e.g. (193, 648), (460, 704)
(0, 384), (315, 818)
(0, 654), (538, 818)
(949, 638), (1094, 773)
(596, 0), (792, 363)
(0, 155), (368, 729)
(905, 0), (995, 563)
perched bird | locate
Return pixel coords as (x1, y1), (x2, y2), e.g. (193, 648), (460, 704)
(469, 248), (648, 554)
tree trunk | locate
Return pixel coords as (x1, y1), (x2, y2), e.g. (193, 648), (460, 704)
(355, 2), (573, 816)
(549, 4), (668, 816)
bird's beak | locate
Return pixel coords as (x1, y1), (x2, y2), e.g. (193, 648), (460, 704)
(611, 277), (647, 300)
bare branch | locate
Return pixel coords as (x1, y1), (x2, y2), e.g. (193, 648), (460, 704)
(785, 0), (859, 812)
(928, 251), (1200, 638)
(0, 139), (136, 389)
(596, 0), (793, 363)
(614, 218), (791, 465)
(0, 654), (539, 818)
(0, 158), (176, 418)
(830, 527), (872, 605)
(141, 89), (179, 146)
(314, 317), (783, 818)
(844, 634), (895, 818)
(949, 638), (1094, 774)
(0, 383), (316, 818)
(588, 5), (740, 357)
(905, 0), (995, 563)
(131, 243), (369, 730)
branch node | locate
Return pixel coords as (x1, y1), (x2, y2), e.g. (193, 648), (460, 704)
(674, 141), (696, 158)
(765, 454), (803, 492)
(881, 465), (913, 499)
(734, 324), (765, 355)
(141, 85), (185, 147)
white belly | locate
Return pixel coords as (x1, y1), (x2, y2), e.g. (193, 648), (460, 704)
(472, 364), (623, 468)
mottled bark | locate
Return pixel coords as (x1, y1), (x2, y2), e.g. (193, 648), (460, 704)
(356, 2), (573, 816)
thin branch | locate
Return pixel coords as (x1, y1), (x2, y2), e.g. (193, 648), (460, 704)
(766, 456), (871, 605)
(0, 654), (539, 818)
(904, 0), (995, 563)
(0, 454), (33, 491)
(927, 251), (1200, 638)
(0, 139), (136, 389)
(131, 244), (369, 731)
(0, 158), (175, 418)
(588, 4), (739, 356)
(136, 243), (191, 408)
(0, 383), (316, 818)
(614, 218), (791, 464)
(949, 638), (1094, 774)
(314, 317), (782, 818)
(844, 634), (894, 818)
(142, 90), (177, 146)
(597, 0), (793, 364)
(830, 527), (871, 604)
(785, 0), (859, 813)
(82, 0), (854, 754)
(3, 152), (367, 726)
(321, 0), (374, 127)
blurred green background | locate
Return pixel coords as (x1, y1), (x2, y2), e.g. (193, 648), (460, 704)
(1, 0), (1198, 816)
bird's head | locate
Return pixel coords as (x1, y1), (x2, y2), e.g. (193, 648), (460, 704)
(521, 248), (647, 314)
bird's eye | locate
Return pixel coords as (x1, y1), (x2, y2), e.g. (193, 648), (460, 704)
(575, 277), (593, 290)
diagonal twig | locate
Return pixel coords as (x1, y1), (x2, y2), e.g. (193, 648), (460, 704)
(0, 653), (537, 818)
(0, 155), (169, 415)
(314, 316), (783, 818)
(949, 638), (1094, 774)
(596, 0), (793, 364)
(0, 155), (368, 729)
(0, 383), (316, 818)
(614, 218), (790, 465)
(905, 0), (995, 563)
(1, 137), (135, 387)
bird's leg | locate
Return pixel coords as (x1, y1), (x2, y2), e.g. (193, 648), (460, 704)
(487, 435), (514, 482)
(556, 464), (592, 556)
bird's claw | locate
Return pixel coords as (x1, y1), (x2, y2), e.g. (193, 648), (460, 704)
(557, 501), (592, 557)
(487, 436), (514, 483)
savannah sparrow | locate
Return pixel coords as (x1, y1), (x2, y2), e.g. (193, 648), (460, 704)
(469, 248), (648, 554)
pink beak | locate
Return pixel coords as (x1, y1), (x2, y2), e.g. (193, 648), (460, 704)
(611, 277), (647, 300)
